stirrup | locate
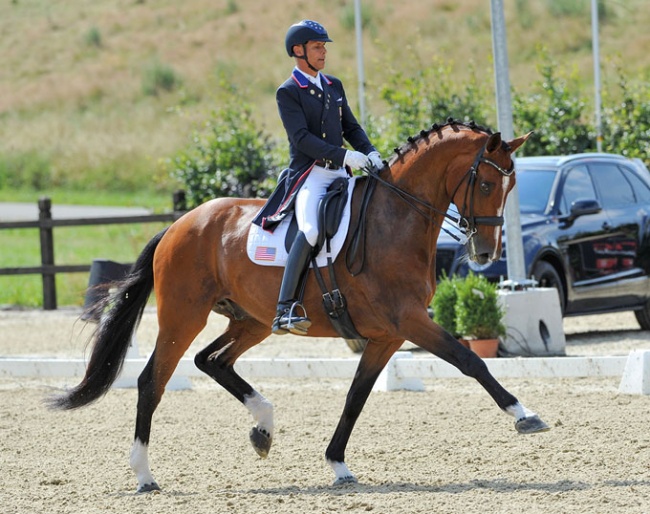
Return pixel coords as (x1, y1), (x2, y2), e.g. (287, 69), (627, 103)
(277, 302), (311, 335)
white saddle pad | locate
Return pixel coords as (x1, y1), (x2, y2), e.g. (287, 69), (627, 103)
(247, 177), (358, 268)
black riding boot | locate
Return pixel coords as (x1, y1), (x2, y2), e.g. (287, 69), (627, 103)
(272, 232), (314, 335)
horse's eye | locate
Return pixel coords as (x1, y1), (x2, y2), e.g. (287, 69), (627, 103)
(479, 181), (492, 195)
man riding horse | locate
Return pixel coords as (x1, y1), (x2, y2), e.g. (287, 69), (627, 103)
(253, 20), (383, 336)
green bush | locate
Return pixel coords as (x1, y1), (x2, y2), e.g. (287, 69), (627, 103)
(601, 71), (650, 162)
(376, 55), (493, 153)
(169, 98), (279, 208)
(455, 272), (505, 340)
(513, 53), (594, 156)
(431, 272), (461, 337)
(142, 59), (181, 96)
(84, 26), (102, 48)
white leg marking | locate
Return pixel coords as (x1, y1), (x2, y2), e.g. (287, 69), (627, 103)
(328, 459), (357, 483)
(505, 402), (536, 422)
(244, 391), (274, 437)
(129, 439), (157, 491)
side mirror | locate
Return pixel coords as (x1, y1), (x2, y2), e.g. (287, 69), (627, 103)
(560, 198), (602, 225)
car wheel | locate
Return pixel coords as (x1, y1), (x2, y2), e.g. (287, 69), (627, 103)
(532, 261), (566, 315)
(634, 302), (650, 330)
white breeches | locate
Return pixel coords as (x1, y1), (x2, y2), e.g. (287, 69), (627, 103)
(295, 165), (348, 247)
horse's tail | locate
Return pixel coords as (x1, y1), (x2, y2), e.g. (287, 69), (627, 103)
(47, 227), (169, 410)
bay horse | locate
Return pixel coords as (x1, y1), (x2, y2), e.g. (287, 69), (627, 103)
(49, 119), (549, 493)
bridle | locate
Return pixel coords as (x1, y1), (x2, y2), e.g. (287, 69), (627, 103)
(449, 141), (515, 239)
(366, 141), (515, 242)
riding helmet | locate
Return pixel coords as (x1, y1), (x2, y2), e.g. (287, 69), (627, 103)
(284, 20), (332, 57)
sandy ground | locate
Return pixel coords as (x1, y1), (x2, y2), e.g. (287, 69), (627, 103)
(1, 308), (650, 513)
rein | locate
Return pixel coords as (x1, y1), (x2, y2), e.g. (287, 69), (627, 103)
(363, 142), (514, 242)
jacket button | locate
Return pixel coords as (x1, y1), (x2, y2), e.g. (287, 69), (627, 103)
(322, 133), (326, 138)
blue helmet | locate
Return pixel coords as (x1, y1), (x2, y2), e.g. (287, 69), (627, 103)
(284, 20), (332, 57)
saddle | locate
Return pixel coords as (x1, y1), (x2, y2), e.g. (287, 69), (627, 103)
(289, 177), (369, 346)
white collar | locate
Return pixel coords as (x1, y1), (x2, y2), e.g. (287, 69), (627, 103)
(294, 67), (322, 89)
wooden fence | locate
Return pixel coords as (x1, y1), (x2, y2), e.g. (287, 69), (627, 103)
(0, 192), (187, 310)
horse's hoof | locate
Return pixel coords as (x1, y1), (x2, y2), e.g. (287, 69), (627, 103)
(332, 475), (358, 486)
(249, 426), (272, 458)
(136, 482), (161, 494)
(515, 415), (550, 434)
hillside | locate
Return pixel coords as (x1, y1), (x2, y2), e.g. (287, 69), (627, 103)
(1, 0), (649, 195)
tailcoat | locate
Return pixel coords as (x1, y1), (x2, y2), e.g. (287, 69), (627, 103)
(253, 69), (376, 230)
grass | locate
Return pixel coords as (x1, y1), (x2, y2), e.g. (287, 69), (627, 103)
(0, 222), (169, 308)
(0, 188), (175, 211)
(0, 189), (175, 307)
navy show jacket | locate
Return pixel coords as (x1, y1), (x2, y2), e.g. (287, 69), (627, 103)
(253, 69), (376, 231)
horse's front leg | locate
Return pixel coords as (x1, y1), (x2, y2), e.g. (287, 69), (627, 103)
(326, 339), (403, 485)
(405, 310), (550, 433)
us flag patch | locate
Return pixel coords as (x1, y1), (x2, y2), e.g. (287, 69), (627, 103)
(254, 246), (277, 261)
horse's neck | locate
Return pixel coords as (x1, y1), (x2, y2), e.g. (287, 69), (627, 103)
(388, 148), (452, 218)
(377, 138), (472, 259)
(367, 162), (451, 262)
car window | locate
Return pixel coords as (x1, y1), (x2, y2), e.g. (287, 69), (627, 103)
(517, 169), (557, 213)
(589, 162), (635, 208)
(621, 165), (650, 203)
(560, 165), (597, 215)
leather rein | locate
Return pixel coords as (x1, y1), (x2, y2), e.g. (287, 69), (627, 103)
(365, 141), (514, 242)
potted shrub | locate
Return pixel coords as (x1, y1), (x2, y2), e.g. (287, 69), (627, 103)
(431, 273), (469, 347)
(455, 272), (506, 358)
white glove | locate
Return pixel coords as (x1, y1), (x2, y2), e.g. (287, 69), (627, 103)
(344, 150), (371, 170)
(368, 151), (383, 170)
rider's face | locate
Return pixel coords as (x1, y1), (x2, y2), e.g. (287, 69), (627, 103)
(294, 40), (327, 74)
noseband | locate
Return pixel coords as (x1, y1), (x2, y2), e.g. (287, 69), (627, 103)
(366, 141), (514, 242)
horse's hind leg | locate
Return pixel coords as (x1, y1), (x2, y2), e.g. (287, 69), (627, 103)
(130, 302), (213, 493)
(194, 317), (274, 458)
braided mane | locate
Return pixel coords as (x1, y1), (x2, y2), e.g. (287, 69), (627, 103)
(390, 117), (494, 159)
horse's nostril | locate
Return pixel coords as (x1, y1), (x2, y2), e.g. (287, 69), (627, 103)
(474, 254), (490, 265)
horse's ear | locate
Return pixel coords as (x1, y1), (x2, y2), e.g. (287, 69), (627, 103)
(507, 131), (534, 153)
(485, 132), (502, 153)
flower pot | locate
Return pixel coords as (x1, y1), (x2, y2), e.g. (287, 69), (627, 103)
(468, 338), (499, 358)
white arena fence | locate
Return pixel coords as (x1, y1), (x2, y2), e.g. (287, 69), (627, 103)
(2, 349), (649, 394)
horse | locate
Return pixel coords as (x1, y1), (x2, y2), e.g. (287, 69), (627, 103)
(49, 119), (548, 493)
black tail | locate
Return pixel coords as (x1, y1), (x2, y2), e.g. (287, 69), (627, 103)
(47, 228), (169, 410)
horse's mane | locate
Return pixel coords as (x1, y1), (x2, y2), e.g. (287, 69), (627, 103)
(389, 117), (494, 161)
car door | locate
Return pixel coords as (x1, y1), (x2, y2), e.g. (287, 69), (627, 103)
(556, 163), (621, 312)
(588, 161), (650, 305)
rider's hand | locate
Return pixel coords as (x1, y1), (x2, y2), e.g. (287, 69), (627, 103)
(368, 151), (383, 170)
(344, 150), (371, 170)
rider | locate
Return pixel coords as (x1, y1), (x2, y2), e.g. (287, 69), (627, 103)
(253, 19), (383, 335)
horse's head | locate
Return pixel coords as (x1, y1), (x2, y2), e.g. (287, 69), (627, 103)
(450, 130), (531, 265)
